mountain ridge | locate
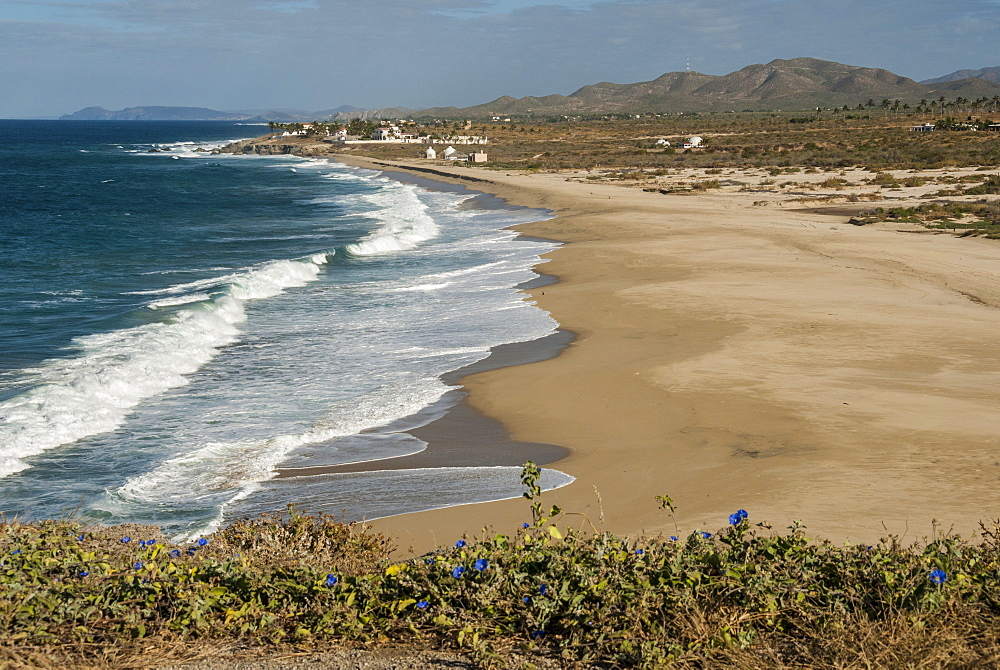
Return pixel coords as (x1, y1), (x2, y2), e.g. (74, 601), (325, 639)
(61, 59), (1000, 121)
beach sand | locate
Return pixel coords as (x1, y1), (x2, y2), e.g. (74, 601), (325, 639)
(327, 156), (1000, 556)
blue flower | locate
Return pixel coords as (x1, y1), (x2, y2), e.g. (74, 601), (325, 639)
(729, 513), (742, 525)
(147, 539), (156, 546)
(424, 558), (435, 565)
(530, 630), (545, 640)
(134, 561), (143, 570)
(474, 558), (489, 571)
(139, 540), (147, 548)
(523, 596), (532, 604)
(325, 574), (338, 586)
(635, 549), (645, 555)
(77, 534), (85, 541)
(187, 548), (196, 556)
(455, 540), (466, 548)
(539, 583), (548, 595)
(452, 566), (466, 578)
(701, 531), (712, 539)
(669, 536), (678, 541)
(78, 571), (89, 577)
(121, 536), (131, 544)
(416, 600), (429, 609)
(170, 549), (181, 558)
(736, 509), (748, 520)
(11, 549), (21, 555)
(929, 569), (948, 585)
(522, 522), (530, 529)
(197, 538), (209, 546)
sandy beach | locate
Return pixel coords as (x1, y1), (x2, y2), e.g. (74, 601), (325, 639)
(311, 155), (1000, 556)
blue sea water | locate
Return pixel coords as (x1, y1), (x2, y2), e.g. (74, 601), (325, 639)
(0, 120), (571, 538)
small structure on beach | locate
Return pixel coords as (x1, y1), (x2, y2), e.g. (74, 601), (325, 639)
(423, 147), (437, 159)
(469, 151), (487, 163)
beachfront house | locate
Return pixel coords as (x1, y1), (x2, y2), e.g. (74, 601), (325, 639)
(469, 151), (487, 163)
(442, 146), (469, 161)
(372, 127), (400, 141)
(423, 147), (437, 159)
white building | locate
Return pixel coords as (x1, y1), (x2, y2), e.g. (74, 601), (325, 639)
(423, 147), (437, 159)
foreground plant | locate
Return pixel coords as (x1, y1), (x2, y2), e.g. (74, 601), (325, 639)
(4, 466), (1000, 668)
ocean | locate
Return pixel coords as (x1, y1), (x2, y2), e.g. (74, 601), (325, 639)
(0, 120), (572, 539)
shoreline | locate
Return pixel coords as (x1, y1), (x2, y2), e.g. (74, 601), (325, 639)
(273, 329), (574, 478)
(323, 155), (1000, 557)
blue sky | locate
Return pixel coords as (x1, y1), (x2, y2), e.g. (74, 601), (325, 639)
(1, 0), (998, 118)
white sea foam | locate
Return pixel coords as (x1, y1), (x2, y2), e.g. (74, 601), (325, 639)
(104, 377), (449, 539)
(0, 255), (330, 479)
(344, 182), (439, 256)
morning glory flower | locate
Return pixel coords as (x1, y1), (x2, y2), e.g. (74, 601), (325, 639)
(669, 536), (678, 541)
(635, 549), (645, 555)
(134, 561), (143, 570)
(416, 601), (429, 609)
(78, 571), (89, 577)
(425, 558), (435, 566)
(121, 537), (131, 544)
(187, 549), (196, 556)
(139, 540), (147, 548)
(170, 549), (181, 558)
(197, 538), (209, 547)
(452, 566), (466, 578)
(929, 569), (948, 585)
(736, 509), (748, 520)
(474, 558), (489, 571)
(147, 539), (156, 546)
(539, 583), (548, 595)
(455, 540), (466, 548)
(325, 574), (338, 586)
(522, 523), (530, 529)
(11, 549), (21, 555)
(77, 534), (85, 541)
(701, 532), (712, 539)
(729, 513), (741, 525)
(530, 630), (545, 640)
(523, 596), (532, 604)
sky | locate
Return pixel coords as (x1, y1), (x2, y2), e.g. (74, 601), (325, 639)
(1, 0), (999, 118)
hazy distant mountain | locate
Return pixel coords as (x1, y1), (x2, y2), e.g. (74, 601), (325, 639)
(59, 105), (374, 122)
(60, 106), (258, 121)
(921, 67), (1000, 86)
(419, 58), (1000, 117)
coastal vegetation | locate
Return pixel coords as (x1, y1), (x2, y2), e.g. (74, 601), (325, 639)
(6, 465), (1000, 668)
(297, 110), (1000, 173)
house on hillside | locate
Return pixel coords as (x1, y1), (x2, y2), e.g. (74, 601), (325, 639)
(911, 123), (935, 132)
(469, 151), (487, 163)
(423, 147), (437, 159)
(988, 124), (1000, 132)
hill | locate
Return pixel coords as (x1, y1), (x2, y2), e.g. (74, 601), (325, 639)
(419, 58), (1000, 117)
(922, 66), (1000, 86)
